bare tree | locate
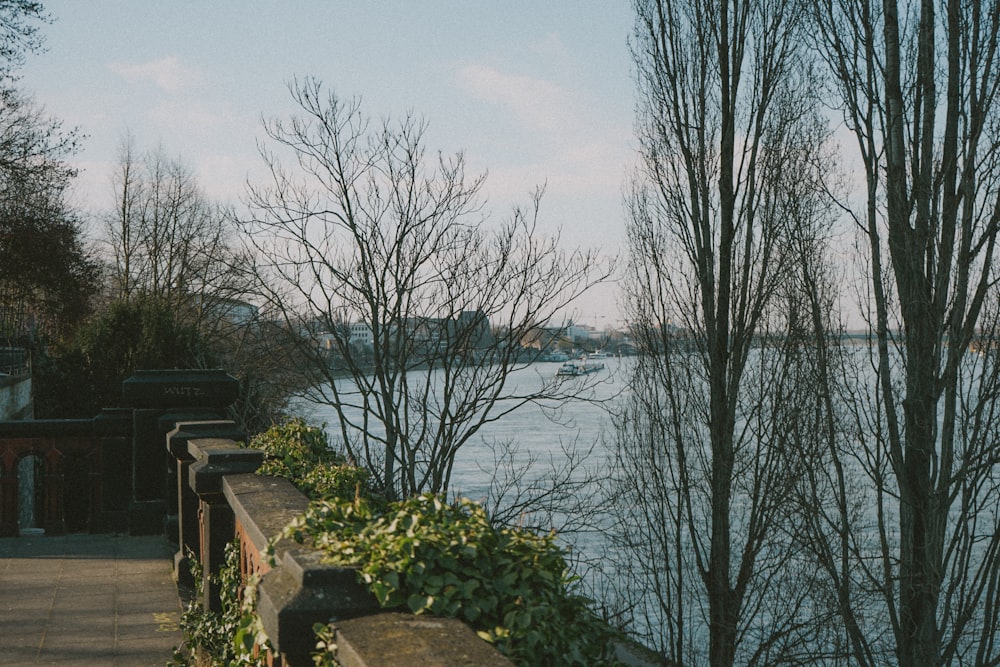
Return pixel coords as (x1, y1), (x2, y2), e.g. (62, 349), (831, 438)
(609, 1), (833, 664)
(240, 78), (608, 501)
(103, 136), (253, 341)
(805, 0), (1000, 663)
(98, 136), (297, 431)
(105, 136), (219, 304)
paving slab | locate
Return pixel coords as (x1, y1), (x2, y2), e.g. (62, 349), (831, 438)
(0, 533), (182, 666)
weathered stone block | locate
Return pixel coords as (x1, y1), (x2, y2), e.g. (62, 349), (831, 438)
(257, 549), (381, 666)
(223, 473), (309, 566)
(120, 369), (239, 410)
(165, 420), (244, 458)
(188, 438), (263, 495)
(333, 612), (514, 667)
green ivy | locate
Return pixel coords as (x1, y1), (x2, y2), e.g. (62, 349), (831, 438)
(311, 622), (338, 667)
(169, 542), (269, 667)
(250, 418), (371, 502)
(282, 494), (622, 667)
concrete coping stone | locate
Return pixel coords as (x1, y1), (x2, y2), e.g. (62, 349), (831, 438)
(166, 420), (246, 457)
(280, 546), (368, 589)
(257, 548), (381, 664)
(223, 473), (309, 558)
(333, 612), (514, 667)
(187, 438), (263, 494)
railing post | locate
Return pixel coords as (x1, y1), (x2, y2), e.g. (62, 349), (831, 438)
(121, 369), (240, 536)
(0, 452), (16, 536)
(42, 447), (65, 535)
(187, 437), (262, 611)
(257, 550), (382, 666)
(93, 408), (134, 533)
(165, 421), (245, 589)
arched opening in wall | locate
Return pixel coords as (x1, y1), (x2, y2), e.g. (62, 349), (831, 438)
(17, 454), (44, 535)
(62, 452), (90, 533)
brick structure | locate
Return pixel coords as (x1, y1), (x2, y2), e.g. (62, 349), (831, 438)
(0, 369), (240, 538)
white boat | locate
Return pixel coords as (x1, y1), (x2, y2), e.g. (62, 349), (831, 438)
(556, 360), (605, 376)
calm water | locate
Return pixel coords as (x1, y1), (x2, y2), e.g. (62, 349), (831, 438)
(300, 348), (1000, 659)
(448, 359), (628, 498)
(303, 359), (631, 479)
(300, 357), (632, 546)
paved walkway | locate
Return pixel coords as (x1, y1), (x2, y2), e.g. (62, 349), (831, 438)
(0, 533), (183, 666)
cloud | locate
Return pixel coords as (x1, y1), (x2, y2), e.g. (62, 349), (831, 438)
(455, 63), (632, 198)
(109, 56), (202, 93)
(456, 64), (576, 132)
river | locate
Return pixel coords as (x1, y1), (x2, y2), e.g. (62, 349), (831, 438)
(299, 357), (632, 556)
(298, 347), (1000, 660)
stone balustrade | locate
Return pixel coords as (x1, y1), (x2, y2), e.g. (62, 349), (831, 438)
(165, 424), (513, 666)
(0, 370), (243, 538)
(1, 367), (660, 666)
(0, 410), (132, 535)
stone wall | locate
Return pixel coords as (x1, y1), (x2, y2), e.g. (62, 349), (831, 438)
(223, 472), (514, 667)
(0, 373), (32, 420)
(0, 369), (240, 537)
(163, 417), (515, 667)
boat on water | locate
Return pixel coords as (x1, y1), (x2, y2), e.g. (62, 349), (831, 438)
(556, 360), (605, 376)
(587, 350), (610, 360)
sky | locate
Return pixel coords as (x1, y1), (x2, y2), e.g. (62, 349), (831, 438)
(18, 2), (637, 327)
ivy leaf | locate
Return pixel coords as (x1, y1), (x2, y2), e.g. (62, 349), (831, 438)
(407, 593), (432, 613)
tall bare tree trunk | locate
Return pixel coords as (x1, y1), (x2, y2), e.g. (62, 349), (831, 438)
(616, 1), (830, 663)
(812, 0), (1000, 662)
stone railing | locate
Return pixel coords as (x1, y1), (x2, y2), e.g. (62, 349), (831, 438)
(0, 369), (245, 538)
(0, 365), (653, 665)
(165, 421), (513, 667)
(0, 411), (132, 535)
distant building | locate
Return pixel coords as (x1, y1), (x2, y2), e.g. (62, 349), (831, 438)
(316, 331), (337, 351)
(566, 323), (591, 342)
(452, 310), (492, 349)
(320, 311), (493, 361)
(207, 297), (259, 326)
(349, 322), (373, 347)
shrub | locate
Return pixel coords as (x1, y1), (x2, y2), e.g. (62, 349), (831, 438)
(281, 494), (621, 667)
(170, 542), (267, 667)
(250, 418), (370, 502)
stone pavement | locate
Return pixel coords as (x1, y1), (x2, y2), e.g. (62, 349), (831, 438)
(0, 533), (183, 666)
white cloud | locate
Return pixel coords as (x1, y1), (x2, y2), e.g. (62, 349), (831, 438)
(456, 64), (576, 132)
(455, 63), (632, 202)
(108, 56), (202, 93)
